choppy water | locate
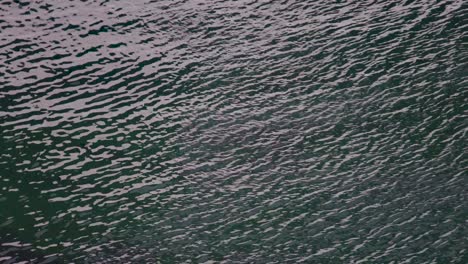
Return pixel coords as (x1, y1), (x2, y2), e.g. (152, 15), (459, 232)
(1, 0), (467, 263)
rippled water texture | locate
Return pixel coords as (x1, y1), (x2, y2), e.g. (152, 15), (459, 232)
(1, 0), (467, 263)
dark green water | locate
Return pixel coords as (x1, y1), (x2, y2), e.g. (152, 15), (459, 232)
(0, 0), (467, 263)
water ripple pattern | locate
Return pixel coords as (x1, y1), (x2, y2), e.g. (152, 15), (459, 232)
(0, 0), (467, 263)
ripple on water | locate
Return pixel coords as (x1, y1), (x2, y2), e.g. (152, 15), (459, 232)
(0, 0), (467, 263)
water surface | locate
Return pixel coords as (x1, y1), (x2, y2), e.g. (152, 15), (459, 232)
(0, 0), (467, 263)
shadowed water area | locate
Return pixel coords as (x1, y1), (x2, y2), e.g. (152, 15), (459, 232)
(0, 0), (467, 263)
